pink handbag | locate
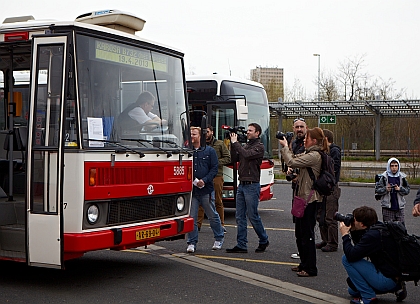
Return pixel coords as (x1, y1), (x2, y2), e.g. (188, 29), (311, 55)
(291, 190), (314, 218)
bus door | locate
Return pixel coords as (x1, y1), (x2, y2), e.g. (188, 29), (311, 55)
(206, 99), (247, 205)
(26, 35), (69, 268)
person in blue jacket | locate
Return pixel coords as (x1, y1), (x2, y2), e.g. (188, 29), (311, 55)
(186, 126), (224, 253)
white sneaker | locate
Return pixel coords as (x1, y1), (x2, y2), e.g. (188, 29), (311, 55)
(291, 253), (300, 259)
(212, 240), (223, 250)
(187, 244), (195, 253)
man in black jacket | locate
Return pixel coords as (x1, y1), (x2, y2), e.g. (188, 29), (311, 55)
(226, 123), (269, 253)
(316, 129), (341, 252)
(340, 206), (407, 304)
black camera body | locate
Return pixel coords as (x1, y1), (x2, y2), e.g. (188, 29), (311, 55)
(334, 212), (354, 227)
(276, 131), (294, 144)
(223, 125), (247, 143)
(285, 168), (299, 181)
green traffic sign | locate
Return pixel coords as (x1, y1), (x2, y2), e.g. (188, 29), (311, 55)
(319, 115), (336, 124)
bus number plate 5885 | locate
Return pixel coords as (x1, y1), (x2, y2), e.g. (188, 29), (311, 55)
(136, 228), (160, 240)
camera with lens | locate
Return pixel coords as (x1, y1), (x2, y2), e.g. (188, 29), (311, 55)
(222, 125), (247, 143)
(276, 131), (294, 144)
(334, 212), (354, 227)
(286, 168), (299, 181)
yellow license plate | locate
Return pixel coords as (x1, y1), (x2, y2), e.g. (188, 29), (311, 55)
(136, 228), (160, 240)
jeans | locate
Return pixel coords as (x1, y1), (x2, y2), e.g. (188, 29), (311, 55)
(197, 176), (225, 227)
(342, 255), (398, 299)
(235, 183), (268, 249)
(187, 193), (224, 247)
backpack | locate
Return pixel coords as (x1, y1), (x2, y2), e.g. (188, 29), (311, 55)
(307, 151), (336, 196)
(371, 221), (420, 285)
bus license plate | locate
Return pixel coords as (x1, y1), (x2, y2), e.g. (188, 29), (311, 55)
(136, 228), (160, 240)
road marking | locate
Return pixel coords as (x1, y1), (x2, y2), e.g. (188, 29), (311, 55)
(259, 208), (284, 211)
(205, 223), (294, 232)
(162, 253), (349, 304)
(196, 255), (299, 266)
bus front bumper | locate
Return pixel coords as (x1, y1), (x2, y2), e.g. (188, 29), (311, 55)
(63, 216), (194, 260)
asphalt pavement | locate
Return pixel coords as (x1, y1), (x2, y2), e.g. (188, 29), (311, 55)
(160, 183), (420, 304)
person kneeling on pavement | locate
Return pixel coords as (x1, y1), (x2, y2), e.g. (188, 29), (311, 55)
(339, 206), (407, 304)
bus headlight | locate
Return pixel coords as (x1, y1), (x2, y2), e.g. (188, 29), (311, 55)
(176, 196), (185, 212)
(87, 204), (99, 224)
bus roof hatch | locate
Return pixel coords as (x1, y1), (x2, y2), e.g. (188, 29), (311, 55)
(75, 10), (145, 34)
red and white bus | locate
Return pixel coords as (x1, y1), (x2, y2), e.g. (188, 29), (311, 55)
(187, 74), (274, 208)
(0, 10), (193, 268)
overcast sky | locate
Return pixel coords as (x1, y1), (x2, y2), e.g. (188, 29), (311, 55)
(2, 1), (419, 99)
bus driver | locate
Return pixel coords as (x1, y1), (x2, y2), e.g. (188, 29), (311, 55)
(118, 91), (166, 132)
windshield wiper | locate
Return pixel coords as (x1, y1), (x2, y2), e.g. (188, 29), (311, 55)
(122, 138), (173, 158)
(122, 138), (193, 165)
(85, 138), (145, 158)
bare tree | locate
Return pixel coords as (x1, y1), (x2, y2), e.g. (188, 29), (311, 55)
(319, 71), (339, 101)
(284, 78), (307, 102)
(336, 54), (367, 101)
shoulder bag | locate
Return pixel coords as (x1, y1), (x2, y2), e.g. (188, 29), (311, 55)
(292, 189), (315, 218)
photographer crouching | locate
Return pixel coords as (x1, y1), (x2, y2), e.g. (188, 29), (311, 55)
(339, 206), (407, 304)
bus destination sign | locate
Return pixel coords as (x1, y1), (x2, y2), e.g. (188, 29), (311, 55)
(95, 40), (168, 72)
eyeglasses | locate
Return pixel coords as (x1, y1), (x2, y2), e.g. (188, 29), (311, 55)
(294, 118), (305, 122)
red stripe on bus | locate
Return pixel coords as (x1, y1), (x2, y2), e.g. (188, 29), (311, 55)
(84, 161), (192, 200)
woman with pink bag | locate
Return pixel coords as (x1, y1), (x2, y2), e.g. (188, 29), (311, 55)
(279, 127), (328, 277)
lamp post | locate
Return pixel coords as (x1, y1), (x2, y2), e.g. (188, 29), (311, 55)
(313, 54), (320, 102)
(313, 54), (320, 127)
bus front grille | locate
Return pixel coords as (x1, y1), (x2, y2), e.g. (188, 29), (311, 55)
(107, 196), (176, 225)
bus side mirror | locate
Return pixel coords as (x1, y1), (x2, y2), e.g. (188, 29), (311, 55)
(236, 98), (248, 121)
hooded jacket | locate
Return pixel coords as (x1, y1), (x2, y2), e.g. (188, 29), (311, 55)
(375, 158), (410, 209)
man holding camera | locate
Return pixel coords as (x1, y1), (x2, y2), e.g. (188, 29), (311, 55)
(226, 123), (269, 253)
(288, 118), (307, 259)
(339, 206), (407, 304)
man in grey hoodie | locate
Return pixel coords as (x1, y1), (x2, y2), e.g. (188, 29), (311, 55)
(375, 157), (410, 225)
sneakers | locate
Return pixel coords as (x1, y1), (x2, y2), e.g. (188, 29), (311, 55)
(223, 226), (227, 234)
(212, 240), (224, 250)
(255, 241), (269, 252)
(395, 281), (407, 302)
(186, 244), (195, 253)
(290, 253), (300, 259)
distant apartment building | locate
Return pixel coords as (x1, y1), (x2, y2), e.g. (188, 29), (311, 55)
(250, 67), (284, 102)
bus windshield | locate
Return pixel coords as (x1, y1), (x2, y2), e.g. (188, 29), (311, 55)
(75, 34), (188, 148)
